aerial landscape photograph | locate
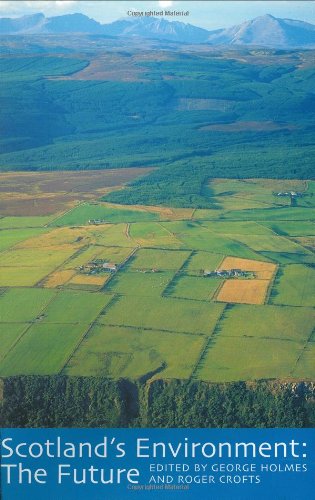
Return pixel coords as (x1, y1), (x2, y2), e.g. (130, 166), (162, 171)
(0, 0), (314, 428)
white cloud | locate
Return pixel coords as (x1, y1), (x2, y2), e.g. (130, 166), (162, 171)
(0, 0), (79, 16)
(25, 1), (78, 11)
(55, 1), (79, 9)
(158, 1), (173, 8)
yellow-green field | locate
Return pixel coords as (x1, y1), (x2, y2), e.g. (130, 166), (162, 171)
(0, 177), (314, 382)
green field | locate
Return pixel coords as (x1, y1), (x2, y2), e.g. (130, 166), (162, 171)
(105, 271), (174, 297)
(65, 325), (204, 379)
(161, 221), (264, 259)
(232, 234), (311, 254)
(0, 323), (29, 360)
(130, 222), (182, 248)
(196, 336), (304, 382)
(52, 203), (158, 227)
(0, 228), (47, 251)
(0, 246), (75, 268)
(0, 216), (55, 229)
(260, 251), (314, 265)
(41, 290), (112, 324)
(0, 288), (55, 322)
(93, 224), (135, 247)
(216, 304), (315, 342)
(100, 295), (224, 335)
(127, 248), (190, 271)
(0, 323), (89, 376)
(292, 343), (315, 378)
(0, 177), (314, 382)
(271, 264), (315, 307)
(0, 245), (76, 286)
(169, 275), (220, 301)
(202, 221), (274, 235)
(185, 251), (224, 274)
(259, 221), (315, 237)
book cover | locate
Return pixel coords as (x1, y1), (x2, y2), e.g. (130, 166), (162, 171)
(0, 1), (314, 498)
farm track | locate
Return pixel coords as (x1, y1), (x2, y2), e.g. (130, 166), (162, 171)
(58, 294), (120, 374)
(47, 201), (86, 227)
(190, 305), (228, 380)
(161, 250), (194, 297)
(125, 223), (131, 239)
(97, 322), (206, 337)
(290, 327), (315, 377)
(0, 291), (58, 363)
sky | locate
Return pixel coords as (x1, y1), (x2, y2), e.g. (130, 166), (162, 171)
(0, 1), (315, 30)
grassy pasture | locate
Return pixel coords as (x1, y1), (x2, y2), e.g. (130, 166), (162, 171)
(207, 178), (298, 212)
(169, 275), (220, 301)
(0, 323), (29, 360)
(130, 222), (182, 247)
(211, 178), (306, 198)
(0, 266), (56, 287)
(0, 228), (47, 252)
(293, 236), (315, 251)
(128, 248), (190, 271)
(164, 208), (195, 220)
(65, 325), (204, 379)
(224, 207), (315, 221)
(0, 288), (55, 322)
(104, 270), (174, 297)
(192, 209), (225, 220)
(63, 246), (105, 269)
(271, 264), (315, 307)
(94, 224), (135, 247)
(232, 234), (310, 254)
(196, 336), (304, 382)
(16, 226), (105, 249)
(100, 295), (224, 335)
(63, 246), (134, 270)
(292, 343), (315, 379)
(0, 245), (76, 286)
(0, 216), (54, 229)
(185, 252), (224, 275)
(260, 251), (314, 265)
(215, 197), (271, 211)
(218, 304), (315, 343)
(161, 221), (262, 259)
(95, 246), (134, 264)
(259, 221), (315, 237)
(51, 203), (158, 227)
(0, 323), (89, 376)
(202, 221), (274, 235)
(41, 290), (112, 324)
(0, 247), (75, 268)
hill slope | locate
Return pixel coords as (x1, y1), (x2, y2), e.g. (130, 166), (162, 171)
(207, 14), (315, 48)
(1, 13), (315, 47)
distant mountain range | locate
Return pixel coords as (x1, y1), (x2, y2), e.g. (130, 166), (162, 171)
(1, 12), (315, 48)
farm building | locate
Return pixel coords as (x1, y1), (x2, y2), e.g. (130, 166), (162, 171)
(78, 260), (117, 275)
(88, 219), (107, 225)
(203, 269), (254, 278)
(102, 262), (117, 272)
